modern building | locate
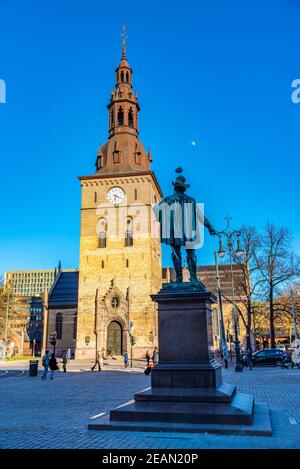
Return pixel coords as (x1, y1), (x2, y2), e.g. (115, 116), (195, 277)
(5, 269), (74, 297)
(4, 295), (45, 356)
(26, 296), (44, 356)
(3, 268), (77, 357)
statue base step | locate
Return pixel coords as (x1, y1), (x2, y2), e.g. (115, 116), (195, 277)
(109, 391), (254, 425)
(88, 402), (272, 436)
(134, 383), (236, 403)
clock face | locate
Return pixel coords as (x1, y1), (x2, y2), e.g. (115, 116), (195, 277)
(107, 187), (125, 204)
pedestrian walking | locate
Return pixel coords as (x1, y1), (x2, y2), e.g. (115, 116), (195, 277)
(291, 345), (300, 369)
(91, 351), (101, 371)
(152, 347), (159, 366)
(145, 350), (150, 366)
(66, 348), (71, 362)
(41, 350), (50, 380)
(62, 351), (68, 373)
(49, 353), (59, 380)
(246, 348), (253, 370)
(123, 352), (129, 368)
(281, 349), (292, 369)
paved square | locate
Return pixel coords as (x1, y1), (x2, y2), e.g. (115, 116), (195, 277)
(0, 365), (300, 448)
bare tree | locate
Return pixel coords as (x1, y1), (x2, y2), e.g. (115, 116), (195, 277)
(221, 226), (263, 350)
(256, 223), (300, 348)
(234, 226), (265, 349)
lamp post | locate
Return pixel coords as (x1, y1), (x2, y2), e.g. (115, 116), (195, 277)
(215, 215), (244, 372)
(214, 250), (228, 368)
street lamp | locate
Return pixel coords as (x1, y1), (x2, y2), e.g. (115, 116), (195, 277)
(217, 236), (226, 259)
(214, 249), (228, 368)
(215, 215), (244, 372)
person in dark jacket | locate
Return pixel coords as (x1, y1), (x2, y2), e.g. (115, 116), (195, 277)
(41, 350), (50, 380)
(152, 347), (159, 365)
(49, 353), (59, 380)
(246, 348), (253, 370)
(62, 352), (68, 373)
(91, 351), (101, 371)
(145, 350), (150, 366)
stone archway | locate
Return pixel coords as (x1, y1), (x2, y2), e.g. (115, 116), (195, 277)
(107, 320), (122, 356)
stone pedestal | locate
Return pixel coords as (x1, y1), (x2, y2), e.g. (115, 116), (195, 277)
(151, 288), (222, 389)
(89, 283), (272, 435)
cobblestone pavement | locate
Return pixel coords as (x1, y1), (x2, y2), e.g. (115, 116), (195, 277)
(0, 366), (300, 449)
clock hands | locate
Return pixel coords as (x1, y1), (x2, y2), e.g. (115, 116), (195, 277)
(113, 194), (121, 204)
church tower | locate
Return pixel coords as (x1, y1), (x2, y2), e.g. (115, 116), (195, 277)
(75, 32), (162, 359)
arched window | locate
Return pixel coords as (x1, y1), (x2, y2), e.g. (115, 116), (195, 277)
(125, 217), (133, 247)
(126, 71), (129, 83)
(56, 313), (63, 340)
(117, 107), (124, 125)
(98, 218), (107, 248)
(113, 139), (120, 163)
(134, 189), (138, 200)
(120, 71), (124, 82)
(94, 192), (97, 203)
(128, 108), (134, 127)
(97, 155), (103, 170)
(110, 109), (114, 127)
(134, 141), (141, 164)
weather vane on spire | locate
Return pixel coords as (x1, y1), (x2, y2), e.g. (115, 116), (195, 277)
(120, 24), (128, 59)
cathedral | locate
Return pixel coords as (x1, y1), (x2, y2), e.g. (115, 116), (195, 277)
(75, 37), (162, 359)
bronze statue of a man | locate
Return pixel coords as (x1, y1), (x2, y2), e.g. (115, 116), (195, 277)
(154, 168), (216, 284)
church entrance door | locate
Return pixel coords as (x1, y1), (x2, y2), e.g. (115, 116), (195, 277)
(107, 321), (122, 356)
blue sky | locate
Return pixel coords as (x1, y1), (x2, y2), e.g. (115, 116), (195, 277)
(0, 0), (300, 275)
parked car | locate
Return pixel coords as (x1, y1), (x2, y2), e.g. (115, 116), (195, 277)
(276, 344), (286, 352)
(242, 348), (287, 367)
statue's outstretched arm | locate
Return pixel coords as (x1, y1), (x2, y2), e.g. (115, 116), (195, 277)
(204, 216), (217, 236)
(195, 205), (217, 236)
